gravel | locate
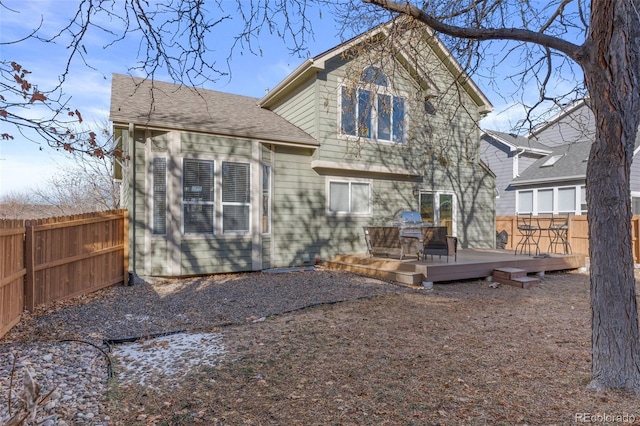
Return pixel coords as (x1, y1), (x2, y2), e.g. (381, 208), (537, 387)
(0, 268), (416, 425)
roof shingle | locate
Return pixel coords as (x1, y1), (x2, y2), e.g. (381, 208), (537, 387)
(109, 74), (317, 146)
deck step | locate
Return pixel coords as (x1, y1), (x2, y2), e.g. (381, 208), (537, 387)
(324, 259), (424, 286)
(492, 267), (539, 289)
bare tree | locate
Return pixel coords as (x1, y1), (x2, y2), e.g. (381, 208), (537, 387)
(359, 0), (640, 394)
(2, 0), (639, 393)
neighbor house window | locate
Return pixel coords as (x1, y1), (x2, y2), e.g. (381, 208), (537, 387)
(581, 186), (587, 213)
(183, 159), (215, 234)
(518, 186), (584, 215)
(340, 66), (406, 143)
(538, 189), (553, 213)
(632, 192), (640, 215)
(152, 157), (167, 235)
(328, 180), (371, 214)
(517, 190), (534, 213)
(262, 165), (271, 234)
(558, 187), (577, 213)
(222, 162), (251, 233)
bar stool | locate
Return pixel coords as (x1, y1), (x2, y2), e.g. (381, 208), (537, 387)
(515, 212), (540, 256)
(548, 213), (572, 254)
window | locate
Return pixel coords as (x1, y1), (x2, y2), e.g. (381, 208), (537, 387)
(183, 159), (215, 234)
(152, 157), (167, 235)
(262, 165), (271, 234)
(538, 189), (553, 213)
(558, 187), (576, 213)
(542, 155), (563, 167)
(517, 190), (534, 213)
(517, 186), (583, 215)
(340, 67), (406, 143)
(222, 162), (251, 233)
(328, 180), (371, 214)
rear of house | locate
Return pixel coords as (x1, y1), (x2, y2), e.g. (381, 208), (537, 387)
(110, 20), (496, 277)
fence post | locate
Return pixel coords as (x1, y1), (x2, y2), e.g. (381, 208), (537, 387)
(24, 221), (35, 312)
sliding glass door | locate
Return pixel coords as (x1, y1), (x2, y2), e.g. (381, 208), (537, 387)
(419, 191), (456, 235)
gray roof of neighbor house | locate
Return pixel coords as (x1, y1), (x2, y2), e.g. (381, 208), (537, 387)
(511, 140), (591, 186)
(482, 130), (551, 154)
(109, 73), (318, 147)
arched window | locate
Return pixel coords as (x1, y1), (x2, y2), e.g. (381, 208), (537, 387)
(340, 66), (406, 143)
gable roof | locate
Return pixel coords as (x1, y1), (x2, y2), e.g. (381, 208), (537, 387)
(259, 18), (493, 114)
(482, 130), (551, 155)
(109, 74), (318, 147)
(510, 141), (591, 186)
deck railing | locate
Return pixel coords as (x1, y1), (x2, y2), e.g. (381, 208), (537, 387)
(496, 215), (640, 263)
(0, 210), (128, 339)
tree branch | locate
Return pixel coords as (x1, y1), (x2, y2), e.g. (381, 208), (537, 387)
(363, 0), (586, 61)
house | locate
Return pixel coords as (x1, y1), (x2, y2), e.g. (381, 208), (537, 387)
(481, 99), (640, 217)
(480, 130), (551, 216)
(110, 20), (495, 277)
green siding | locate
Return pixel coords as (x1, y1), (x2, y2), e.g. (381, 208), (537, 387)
(180, 238), (253, 275)
(126, 29), (495, 277)
(181, 133), (252, 158)
(270, 79), (317, 138)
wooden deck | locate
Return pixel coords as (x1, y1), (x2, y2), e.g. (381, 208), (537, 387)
(325, 249), (586, 286)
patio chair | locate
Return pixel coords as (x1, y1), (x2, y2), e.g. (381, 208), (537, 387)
(421, 226), (457, 262)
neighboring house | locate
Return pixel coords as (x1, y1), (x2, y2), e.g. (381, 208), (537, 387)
(110, 20), (495, 277)
(481, 99), (640, 217)
(480, 130), (551, 216)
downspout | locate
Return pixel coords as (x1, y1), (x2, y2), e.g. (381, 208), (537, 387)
(128, 122), (136, 278)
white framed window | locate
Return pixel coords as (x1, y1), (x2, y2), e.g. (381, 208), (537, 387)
(222, 161), (251, 234)
(340, 66), (406, 143)
(631, 192), (640, 215)
(152, 157), (167, 235)
(581, 186), (587, 213)
(183, 159), (215, 234)
(328, 179), (371, 215)
(558, 187), (577, 213)
(262, 164), (271, 234)
(516, 186), (583, 215)
(517, 190), (534, 213)
(538, 189), (553, 213)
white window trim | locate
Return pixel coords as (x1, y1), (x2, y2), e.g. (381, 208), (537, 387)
(177, 155), (257, 239)
(418, 190), (457, 236)
(261, 164), (272, 235)
(150, 155), (168, 236)
(516, 185), (585, 215)
(326, 178), (372, 216)
(337, 75), (409, 144)
(182, 158), (216, 235)
(221, 161), (252, 235)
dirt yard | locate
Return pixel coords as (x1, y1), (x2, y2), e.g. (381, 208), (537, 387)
(101, 270), (639, 425)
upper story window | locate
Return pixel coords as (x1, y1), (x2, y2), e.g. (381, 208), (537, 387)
(340, 66), (406, 143)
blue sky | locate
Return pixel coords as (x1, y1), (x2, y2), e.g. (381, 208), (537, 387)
(0, 1), (553, 197)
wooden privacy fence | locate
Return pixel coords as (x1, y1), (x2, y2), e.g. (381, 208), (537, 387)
(496, 215), (640, 263)
(0, 210), (128, 339)
(0, 219), (26, 338)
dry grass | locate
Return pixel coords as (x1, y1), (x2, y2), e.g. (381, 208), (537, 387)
(105, 271), (640, 425)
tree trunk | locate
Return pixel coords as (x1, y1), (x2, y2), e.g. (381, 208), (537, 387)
(582, 0), (640, 392)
